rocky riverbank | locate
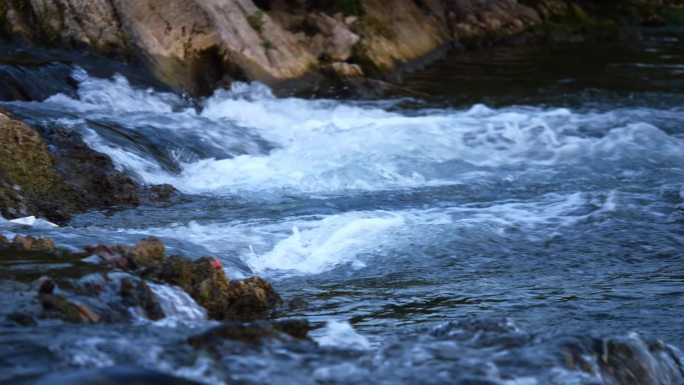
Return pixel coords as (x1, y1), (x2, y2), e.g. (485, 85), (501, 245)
(2, 234), (284, 324)
(1, 0), (683, 97)
(0, 109), (177, 223)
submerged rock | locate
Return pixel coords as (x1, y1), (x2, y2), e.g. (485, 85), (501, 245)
(19, 366), (205, 385)
(5, 312), (38, 327)
(9, 235), (55, 252)
(40, 294), (101, 323)
(188, 319), (310, 347)
(561, 333), (684, 385)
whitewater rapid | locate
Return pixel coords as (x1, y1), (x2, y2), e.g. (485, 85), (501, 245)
(5, 68), (684, 277)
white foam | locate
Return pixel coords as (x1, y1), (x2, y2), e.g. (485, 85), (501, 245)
(14, 72), (684, 195)
(313, 320), (372, 350)
(148, 283), (208, 327)
(45, 67), (182, 113)
(247, 212), (405, 274)
(7, 216), (59, 229)
(116, 191), (593, 275)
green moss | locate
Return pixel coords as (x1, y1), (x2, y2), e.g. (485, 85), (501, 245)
(247, 10), (266, 32)
(0, 113), (57, 203)
(261, 39), (274, 50)
(336, 0), (364, 16)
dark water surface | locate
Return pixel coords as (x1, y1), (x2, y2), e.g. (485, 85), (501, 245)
(1, 34), (684, 384)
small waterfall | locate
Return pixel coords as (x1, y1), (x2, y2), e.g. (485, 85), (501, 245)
(149, 283), (207, 326)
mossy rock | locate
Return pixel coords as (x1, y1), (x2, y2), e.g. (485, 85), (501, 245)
(0, 111), (59, 217)
(146, 254), (281, 321)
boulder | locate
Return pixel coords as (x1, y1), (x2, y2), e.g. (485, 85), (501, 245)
(122, 237), (166, 267)
(0, 111), (62, 221)
(224, 276), (282, 321)
(0, 110), (162, 224)
(147, 254), (281, 321)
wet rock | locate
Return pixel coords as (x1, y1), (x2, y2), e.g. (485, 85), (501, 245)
(188, 319), (310, 347)
(274, 318), (311, 339)
(190, 257), (234, 320)
(146, 254), (281, 321)
(85, 244), (130, 270)
(225, 276), (282, 321)
(6, 313), (38, 327)
(36, 273), (169, 324)
(10, 235), (56, 252)
(124, 237), (166, 267)
(148, 255), (233, 320)
(0, 110), (153, 223)
(0, 234), (9, 248)
(86, 237), (165, 270)
(288, 297), (309, 310)
(33, 124), (141, 214)
(40, 294), (101, 323)
(144, 183), (180, 202)
(561, 333), (684, 385)
(0, 110), (61, 221)
(34, 276), (55, 295)
(119, 278), (164, 321)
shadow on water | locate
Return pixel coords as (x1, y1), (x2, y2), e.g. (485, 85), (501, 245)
(400, 33), (684, 109)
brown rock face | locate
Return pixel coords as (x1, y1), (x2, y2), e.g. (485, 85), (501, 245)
(0, 0), (541, 94)
(148, 255), (281, 321)
(225, 276), (282, 320)
(10, 235), (56, 252)
(2, 0), (317, 94)
(444, 0), (540, 45)
(124, 237), (166, 266)
(353, 0), (451, 78)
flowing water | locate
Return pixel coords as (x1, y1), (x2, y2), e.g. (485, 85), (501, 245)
(2, 35), (684, 384)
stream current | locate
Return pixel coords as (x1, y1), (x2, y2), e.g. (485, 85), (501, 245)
(1, 35), (684, 384)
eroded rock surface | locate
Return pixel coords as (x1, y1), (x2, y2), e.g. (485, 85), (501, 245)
(2, 0), (679, 95)
(19, 236), (285, 322)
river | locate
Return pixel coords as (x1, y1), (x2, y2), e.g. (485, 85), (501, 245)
(1, 34), (684, 384)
